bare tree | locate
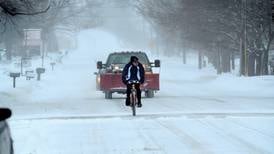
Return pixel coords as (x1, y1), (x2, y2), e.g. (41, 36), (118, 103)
(0, 0), (50, 16)
(0, 0), (50, 59)
(136, 0), (273, 76)
(0, 0), (102, 60)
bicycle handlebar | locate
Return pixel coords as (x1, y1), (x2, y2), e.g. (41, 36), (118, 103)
(128, 80), (139, 84)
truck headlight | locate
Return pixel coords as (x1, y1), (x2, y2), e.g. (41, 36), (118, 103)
(114, 66), (119, 70)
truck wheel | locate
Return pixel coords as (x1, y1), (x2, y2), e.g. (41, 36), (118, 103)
(146, 90), (154, 98)
(105, 91), (112, 99)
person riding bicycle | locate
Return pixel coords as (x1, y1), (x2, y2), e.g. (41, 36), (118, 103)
(122, 56), (145, 107)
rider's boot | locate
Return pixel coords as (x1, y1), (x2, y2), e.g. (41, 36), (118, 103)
(125, 97), (130, 106)
(137, 100), (142, 108)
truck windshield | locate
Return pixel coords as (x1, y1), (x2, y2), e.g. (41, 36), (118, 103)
(106, 53), (150, 66)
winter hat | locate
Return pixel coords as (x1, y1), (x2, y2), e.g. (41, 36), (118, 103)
(0, 108), (12, 121)
(130, 56), (138, 62)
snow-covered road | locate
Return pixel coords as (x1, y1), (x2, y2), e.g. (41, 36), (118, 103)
(1, 29), (274, 154)
(10, 116), (274, 154)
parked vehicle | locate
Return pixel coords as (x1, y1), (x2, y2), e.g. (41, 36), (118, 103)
(0, 108), (13, 154)
(95, 51), (160, 99)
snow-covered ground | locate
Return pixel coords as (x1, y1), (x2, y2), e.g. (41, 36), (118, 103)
(1, 29), (274, 154)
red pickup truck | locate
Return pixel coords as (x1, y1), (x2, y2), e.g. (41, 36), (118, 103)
(95, 51), (160, 99)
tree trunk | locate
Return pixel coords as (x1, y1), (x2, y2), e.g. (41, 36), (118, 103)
(221, 51), (231, 73)
(198, 51), (202, 69)
(261, 50), (269, 75)
(240, 38), (245, 75)
(203, 56), (207, 68)
(248, 53), (255, 76)
(183, 50), (186, 64)
(217, 49), (221, 74)
(255, 53), (262, 75)
(240, 44), (247, 75)
(210, 55), (217, 70)
(231, 51), (235, 70)
(6, 41), (12, 60)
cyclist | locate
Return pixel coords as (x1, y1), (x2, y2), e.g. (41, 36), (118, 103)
(122, 56), (145, 107)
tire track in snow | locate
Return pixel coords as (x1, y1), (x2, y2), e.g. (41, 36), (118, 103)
(228, 119), (274, 139)
(135, 122), (167, 154)
(154, 97), (205, 112)
(90, 124), (106, 153)
(12, 112), (274, 121)
(155, 120), (213, 154)
(199, 119), (270, 154)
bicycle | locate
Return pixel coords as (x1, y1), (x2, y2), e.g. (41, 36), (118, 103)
(128, 80), (139, 116)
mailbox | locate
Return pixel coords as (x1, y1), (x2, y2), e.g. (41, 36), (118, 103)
(50, 62), (56, 70)
(9, 72), (20, 88)
(9, 73), (20, 78)
(36, 68), (45, 81)
(36, 68), (45, 74)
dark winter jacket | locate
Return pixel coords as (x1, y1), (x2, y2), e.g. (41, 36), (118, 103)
(0, 108), (12, 121)
(122, 62), (145, 85)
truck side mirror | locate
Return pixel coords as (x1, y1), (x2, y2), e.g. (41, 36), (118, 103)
(97, 61), (103, 69)
(154, 59), (160, 67)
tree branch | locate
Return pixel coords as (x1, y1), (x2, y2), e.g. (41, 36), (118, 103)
(0, 2), (50, 16)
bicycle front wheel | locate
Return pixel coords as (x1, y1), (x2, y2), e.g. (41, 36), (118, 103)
(132, 104), (136, 116)
(131, 94), (136, 116)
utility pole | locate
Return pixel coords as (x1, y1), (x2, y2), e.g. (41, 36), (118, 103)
(240, 0), (244, 75)
(272, 0), (274, 35)
(41, 40), (44, 67)
(240, 0), (248, 76)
